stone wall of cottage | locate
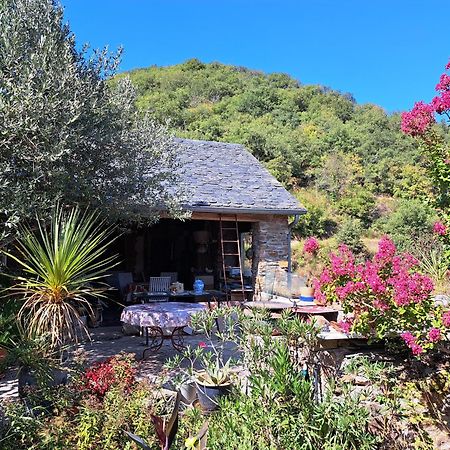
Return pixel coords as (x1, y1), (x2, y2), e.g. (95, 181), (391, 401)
(252, 215), (290, 300)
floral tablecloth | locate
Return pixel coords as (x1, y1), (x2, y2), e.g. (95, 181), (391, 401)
(121, 302), (206, 329)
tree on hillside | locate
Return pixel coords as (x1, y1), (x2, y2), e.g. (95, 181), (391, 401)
(0, 0), (180, 246)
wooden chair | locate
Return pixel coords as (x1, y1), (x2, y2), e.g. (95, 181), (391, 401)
(147, 276), (171, 302)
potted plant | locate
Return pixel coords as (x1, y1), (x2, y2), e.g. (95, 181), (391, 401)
(165, 308), (239, 411)
(299, 237), (322, 301)
(194, 359), (233, 411)
(1, 332), (66, 398)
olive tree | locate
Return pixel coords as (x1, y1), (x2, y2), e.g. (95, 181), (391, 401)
(0, 0), (182, 246)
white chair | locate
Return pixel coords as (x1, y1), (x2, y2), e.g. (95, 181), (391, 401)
(147, 276), (171, 302)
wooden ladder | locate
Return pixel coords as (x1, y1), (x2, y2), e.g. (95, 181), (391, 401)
(219, 215), (246, 302)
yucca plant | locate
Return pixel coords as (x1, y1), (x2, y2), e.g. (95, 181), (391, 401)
(2, 206), (118, 354)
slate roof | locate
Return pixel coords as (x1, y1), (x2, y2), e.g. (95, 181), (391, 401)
(175, 138), (306, 215)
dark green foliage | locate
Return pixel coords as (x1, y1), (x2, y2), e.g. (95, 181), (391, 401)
(335, 218), (366, 254)
(117, 60), (424, 197)
(197, 342), (376, 450)
(115, 59), (449, 242)
(337, 187), (376, 226)
(376, 199), (436, 251)
(0, 0), (179, 245)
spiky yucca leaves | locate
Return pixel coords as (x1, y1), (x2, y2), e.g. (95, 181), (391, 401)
(4, 207), (118, 352)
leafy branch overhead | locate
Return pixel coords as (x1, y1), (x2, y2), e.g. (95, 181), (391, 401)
(0, 0), (182, 245)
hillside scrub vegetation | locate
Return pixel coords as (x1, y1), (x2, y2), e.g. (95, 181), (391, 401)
(115, 59), (450, 255)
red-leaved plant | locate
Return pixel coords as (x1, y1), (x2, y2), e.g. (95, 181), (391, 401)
(314, 236), (448, 355)
(82, 353), (136, 399)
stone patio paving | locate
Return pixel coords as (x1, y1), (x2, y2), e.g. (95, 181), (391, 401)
(0, 325), (218, 401)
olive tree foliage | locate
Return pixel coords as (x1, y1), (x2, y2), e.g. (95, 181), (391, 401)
(0, 0), (182, 246)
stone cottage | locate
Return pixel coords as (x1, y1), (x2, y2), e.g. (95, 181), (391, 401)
(111, 138), (306, 300)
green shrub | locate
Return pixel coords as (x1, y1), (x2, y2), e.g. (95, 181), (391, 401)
(335, 218), (366, 254)
(293, 188), (337, 238)
(200, 341), (376, 450)
(1, 355), (165, 450)
(375, 199), (436, 251)
(337, 187), (376, 227)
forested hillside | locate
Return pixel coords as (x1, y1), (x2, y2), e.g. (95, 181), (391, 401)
(115, 59), (447, 251)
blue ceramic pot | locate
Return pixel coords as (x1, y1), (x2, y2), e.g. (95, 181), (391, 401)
(193, 279), (204, 294)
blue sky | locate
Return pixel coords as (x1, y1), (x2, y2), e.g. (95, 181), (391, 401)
(63, 0), (449, 113)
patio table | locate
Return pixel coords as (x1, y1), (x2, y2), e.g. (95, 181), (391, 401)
(121, 302), (206, 357)
(292, 305), (340, 322)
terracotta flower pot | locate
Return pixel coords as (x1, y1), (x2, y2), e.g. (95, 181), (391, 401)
(299, 286), (315, 298)
(0, 348), (7, 361)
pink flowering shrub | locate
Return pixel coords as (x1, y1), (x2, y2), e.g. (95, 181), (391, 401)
(401, 101), (435, 136)
(303, 237), (320, 255)
(299, 236), (323, 287)
(433, 221), (447, 236)
(314, 236), (448, 355)
(401, 59), (450, 210)
(401, 58), (450, 137)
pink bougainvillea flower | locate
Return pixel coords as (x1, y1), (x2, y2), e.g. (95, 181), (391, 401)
(374, 236), (397, 264)
(303, 237), (320, 255)
(431, 91), (450, 114)
(428, 328), (441, 343)
(435, 73), (450, 92)
(442, 311), (450, 327)
(401, 101), (435, 136)
(411, 343), (424, 356)
(338, 318), (353, 333)
(198, 341), (207, 348)
(433, 221), (447, 236)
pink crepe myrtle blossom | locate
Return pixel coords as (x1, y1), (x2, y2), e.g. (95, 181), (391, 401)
(391, 253), (419, 275)
(401, 332), (424, 355)
(303, 237), (320, 255)
(433, 221), (447, 236)
(401, 101), (435, 136)
(411, 343), (424, 356)
(315, 237), (439, 356)
(442, 311), (450, 327)
(432, 91), (450, 114)
(428, 328), (441, 343)
(338, 318), (353, 333)
(389, 271), (434, 306)
(401, 331), (416, 346)
(374, 236), (397, 264)
(435, 73), (450, 92)
(373, 299), (390, 312)
(330, 245), (356, 278)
